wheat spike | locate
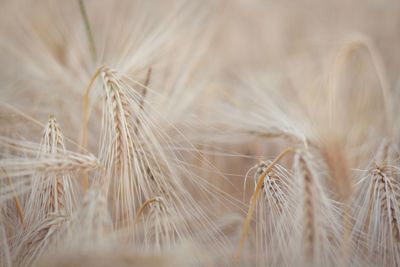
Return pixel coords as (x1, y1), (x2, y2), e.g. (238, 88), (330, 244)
(23, 116), (77, 227)
(352, 141), (400, 266)
(252, 161), (297, 266)
(0, 139), (99, 195)
(134, 197), (181, 251)
(292, 152), (342, 267)
(236, 147), (294, 264)
(81, 66), (230, 265)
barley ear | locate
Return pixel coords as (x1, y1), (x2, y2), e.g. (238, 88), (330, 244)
(235, 147), (294, 264)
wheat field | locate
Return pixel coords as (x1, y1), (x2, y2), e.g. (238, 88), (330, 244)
(1, 0), (400, 266)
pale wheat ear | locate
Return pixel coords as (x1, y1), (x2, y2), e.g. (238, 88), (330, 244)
(252, 160), (297, 266)
(79, 65), (150, 192)
(352, 141), (400, 266)
(0, 137), (99, 203)
(8, 116), (84, 267)
(292, 151), (342, 267)
(134, 196), (178, 251)
(235, 147), (294, 264)
(324, 35), (393, 153)
(80, 65), (154, 228)
(296, 153), (316, 263)
(327, 36), (392, 130)
(23, 116), (77, 226)
(80, 65), (231, 262)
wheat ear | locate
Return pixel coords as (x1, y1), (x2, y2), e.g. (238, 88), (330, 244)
(23, 116), (77, 227)
(252, 161), (297, 266)
(353, 142), (400, 266)
(327, 35), (392, 134)
(134, 196), (179, 251)
(293, 151), (342, 267)
(297, 154), (316, 261)
(235, 147), (294, 263)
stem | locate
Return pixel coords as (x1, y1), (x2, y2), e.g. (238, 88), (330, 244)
(79, 65), (104, 192)
(78, 0), (97, 62)
(79, 65), (104, 151)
